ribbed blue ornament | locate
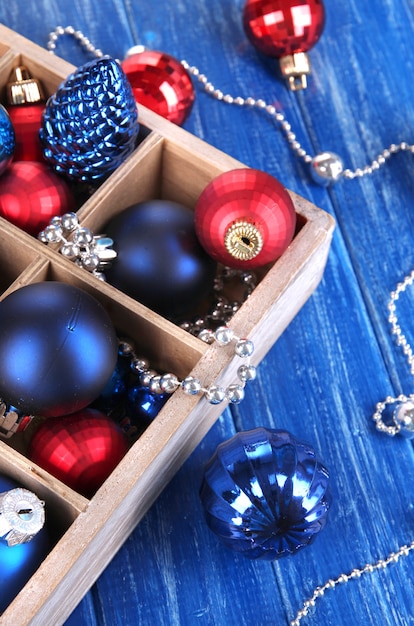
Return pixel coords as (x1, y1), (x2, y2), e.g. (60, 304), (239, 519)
(200, 428), (331, 560)
(40, 56), (139, 181)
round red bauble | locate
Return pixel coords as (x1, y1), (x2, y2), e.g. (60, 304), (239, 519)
(122, 50), (195, 125)
(243, 0), (326, 58)
(0, 161), (74, 235)
(194, 168), (296, 270)
(27, 409), (129, 498)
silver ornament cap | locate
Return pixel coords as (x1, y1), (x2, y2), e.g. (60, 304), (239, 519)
(0, 488), (45, 546)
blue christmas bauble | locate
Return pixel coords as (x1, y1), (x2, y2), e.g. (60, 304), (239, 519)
(40, 56), (139, 182)
(104, 200), (217, 319)
(0, 104), (15, 176)
(200, 428), (331, 560)
(0, 282), (118, 417)
(0, 475), (50, 614)
(126, 384), (169, 426)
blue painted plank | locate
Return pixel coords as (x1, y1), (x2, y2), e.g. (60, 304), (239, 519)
(1, 1), (414, 625)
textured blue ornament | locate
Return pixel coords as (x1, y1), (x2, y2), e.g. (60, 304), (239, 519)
(40, 56), (139, 182)
(0, 104), (15, 176)
(0, 475), (50, 614)
(126, 384), (169, 426)
(200, 428), (331, 560)
(104, 200), (217, 319)
(0, 282), (118, 417)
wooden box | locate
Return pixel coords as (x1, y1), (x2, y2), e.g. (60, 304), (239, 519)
(0, 24), (335, 625)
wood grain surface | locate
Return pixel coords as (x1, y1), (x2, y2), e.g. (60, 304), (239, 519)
(1, 1), (414, 625)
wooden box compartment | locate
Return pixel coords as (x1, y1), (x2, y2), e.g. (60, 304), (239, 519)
(0, 24), (335, 626)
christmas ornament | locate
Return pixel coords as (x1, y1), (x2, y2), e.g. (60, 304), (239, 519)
(194, 168), (296, 270)
(0, 475), (50, 615)
(0, 162), (74, 235)
(38, 212), (117, 280)
(242, 0), (326, 90)
(200, 428), (331, 559)
(0, 104), (15, 175)
(104, 200), (217, 319)
(122, 48), (195, 125)
(126, 384), (169, 428)
(6, 66), (45, 162)
(46, 24), (413, 187)
(39, 56), (139, 182)
(0, 281), (118, 417)
(27, 409), (129, 498)
(373, 269), (414, 438)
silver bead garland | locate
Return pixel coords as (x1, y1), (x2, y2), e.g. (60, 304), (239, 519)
(119, 328), (257, 406)
(46, 25), (414, 186)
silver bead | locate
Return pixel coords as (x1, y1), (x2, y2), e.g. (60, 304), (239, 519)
(235, 338), (254, 358)
(149, 375), (163, 394)
(310, 152), (344, 186)
(140, 369), (158, 387)
(226, 384), (245, 404)
(131, 357), (149, 374)
(73, 227), (93, 245)
(237, 363), (257, 382)
(181, 376), (202, 395)
(394, 401), (414, 438)
(118, 340), (134, 357)
(214, 326), (234, 345)
(61, 212), (79, 231)
(198, 329), (215, 344)
(160, 373), (180, 394)
(205, 385), (226, 404)
(43, 223), (63, 242)
(60, 241), (80, 260)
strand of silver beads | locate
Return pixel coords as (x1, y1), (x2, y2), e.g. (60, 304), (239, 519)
(372, 268), (414, 437)
(46, 26), (414, 186)
(290, 539), (414, 626)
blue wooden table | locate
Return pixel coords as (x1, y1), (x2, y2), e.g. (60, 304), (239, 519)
(1, 1), (414, 625)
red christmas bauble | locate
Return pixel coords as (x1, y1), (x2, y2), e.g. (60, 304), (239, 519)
(122, 50), (195, 126)
(0, 161), (74, 235)
(27, 409), (129, 498)
(194, 168), (296, 270)
(243, 0), (326, 57)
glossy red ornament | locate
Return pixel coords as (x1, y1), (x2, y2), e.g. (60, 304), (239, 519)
(243, 0), (325, 57)
(121, 50), (195, 126)
(194, 168), (296, 270)
(6, 66), (45, 162)
(27, 409), (129, 498)
(0, 161), (74, 235)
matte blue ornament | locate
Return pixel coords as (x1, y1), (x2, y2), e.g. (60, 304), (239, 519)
(104, 200), (217, 319)
(40, 56), (139, 182)
(0, 475), (50, 614)
(0, 281), (118, 417)
(200, 428), (331, 560)
(0, 104), (15, 176)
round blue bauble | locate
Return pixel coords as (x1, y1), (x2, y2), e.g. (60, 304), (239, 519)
(0, 282), (118, 417)
(200, 428), (331, 560)
(0, 105), (15, 176)
(0, 475), (50, 615)
(40, 56), (139, 182)
(104, 200), (217, 319)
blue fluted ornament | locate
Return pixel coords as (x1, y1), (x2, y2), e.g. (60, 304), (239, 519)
(104, 200), (217, 319)
(40, 57), (139, 182)
(0, 105), (15, 176)
(0, 475), (50, 614)
(200, 428), (331, 560)
(0, 282), (118, 417)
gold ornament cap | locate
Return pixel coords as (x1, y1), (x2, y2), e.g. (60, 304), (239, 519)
(7, 66), (45, 105)
(224, 221), (263, 261)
